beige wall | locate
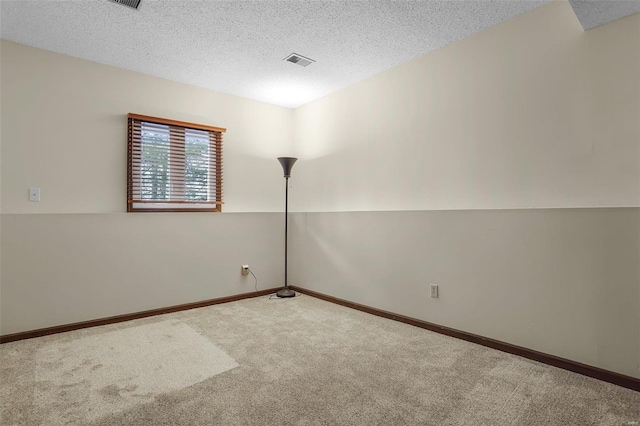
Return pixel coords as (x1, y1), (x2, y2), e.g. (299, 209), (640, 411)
(1, 40), (295, 214)
(0, 41), (293, 334)
(290, 209), (640, 378)
(290, 2), (640, 378)
(2, 1), (639, 379)
(1, 213), (284, 335)
(0, 41), (3, 327)
(292, 2), (639, 212)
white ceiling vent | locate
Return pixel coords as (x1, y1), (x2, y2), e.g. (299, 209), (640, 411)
(107, 0), (141, 10)
(284, 53), (315, 67)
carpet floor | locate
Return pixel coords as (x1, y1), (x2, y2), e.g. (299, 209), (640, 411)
(1, 294), (638, 425)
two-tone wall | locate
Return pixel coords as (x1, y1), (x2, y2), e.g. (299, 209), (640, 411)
(290, 2), (640, 378)
(1, 1), (638, 379)
(0, 40), (294, 335)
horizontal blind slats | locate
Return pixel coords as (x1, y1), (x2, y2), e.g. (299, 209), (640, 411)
(129, 200), (223, 205)
(127, 116), (224, 211)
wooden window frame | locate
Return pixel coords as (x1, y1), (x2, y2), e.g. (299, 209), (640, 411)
(127, 113), (226, 213)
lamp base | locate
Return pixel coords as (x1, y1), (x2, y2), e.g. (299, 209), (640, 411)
(276, 287), (296, 298)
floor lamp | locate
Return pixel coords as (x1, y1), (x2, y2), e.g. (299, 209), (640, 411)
(277, 157), (297, 298)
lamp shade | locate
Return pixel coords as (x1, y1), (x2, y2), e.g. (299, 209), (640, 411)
(277, 157), (298, 178)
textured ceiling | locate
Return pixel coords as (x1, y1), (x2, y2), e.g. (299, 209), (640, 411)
(569, 0), (640, 30)
(0, 0), (636, 108)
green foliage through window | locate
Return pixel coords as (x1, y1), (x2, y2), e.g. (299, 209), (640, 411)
(128, 115), (224, 212)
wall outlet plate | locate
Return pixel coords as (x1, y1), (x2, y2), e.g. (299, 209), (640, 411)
(29, 187), (41, 202)
(241, 265), (249, 276)
(430, 284), (439, 298)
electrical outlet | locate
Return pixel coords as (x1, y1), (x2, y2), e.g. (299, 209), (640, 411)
(29, 187), (41, 202)
(241, 265), (249, 276)
(430, 284), (439, 298)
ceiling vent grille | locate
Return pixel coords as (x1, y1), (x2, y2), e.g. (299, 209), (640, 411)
(284, 53), (315, 67)
(107, 0), (141, 10)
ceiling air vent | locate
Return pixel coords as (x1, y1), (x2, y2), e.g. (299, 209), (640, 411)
(107, 0), (141, 10)
(284, 53), (315, 67)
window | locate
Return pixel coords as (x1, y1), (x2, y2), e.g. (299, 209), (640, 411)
(127, 113), (225, 212)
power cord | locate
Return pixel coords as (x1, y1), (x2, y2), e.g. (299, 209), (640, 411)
(245, 267), (301, 298)
(248, 268), (258, 292)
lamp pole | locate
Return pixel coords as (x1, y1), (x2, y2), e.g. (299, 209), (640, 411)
(284, 176), (289, 286)
(277, 157), (297, 298)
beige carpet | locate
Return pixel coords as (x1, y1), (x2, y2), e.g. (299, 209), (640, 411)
(1, 294), (638, 425)
(34, 320), (238, 424)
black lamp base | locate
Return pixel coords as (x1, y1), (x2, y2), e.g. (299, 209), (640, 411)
(276, 287), (296, 298)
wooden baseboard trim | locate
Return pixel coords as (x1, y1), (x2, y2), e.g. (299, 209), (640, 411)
(291, 286), (640, 392)
(3, 285), (637, 391)
(0, 287), (281, 344)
